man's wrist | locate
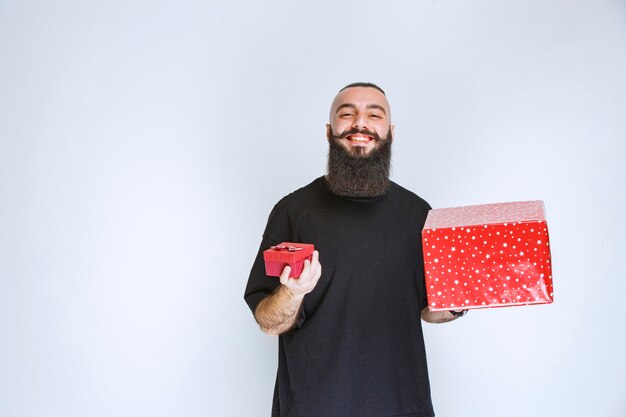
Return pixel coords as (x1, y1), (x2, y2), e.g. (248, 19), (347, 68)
(280, 285), (305, 303)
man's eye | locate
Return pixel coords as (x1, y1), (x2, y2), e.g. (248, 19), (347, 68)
(370, 114), (382, 119)
(340, 113), (353, 118)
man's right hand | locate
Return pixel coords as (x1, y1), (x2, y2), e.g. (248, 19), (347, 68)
(255, 250), (322, 335)
(279, 250), (322, 300)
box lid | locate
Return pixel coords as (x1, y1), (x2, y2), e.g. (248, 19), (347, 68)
(424, 200), (546, 229)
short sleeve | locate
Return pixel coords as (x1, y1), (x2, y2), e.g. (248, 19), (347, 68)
(243, 203), (290, 316)
(418, 200), (432, 311)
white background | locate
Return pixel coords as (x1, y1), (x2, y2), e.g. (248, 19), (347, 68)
(1, 1), (625, 416)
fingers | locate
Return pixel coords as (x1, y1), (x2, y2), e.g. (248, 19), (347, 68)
(311, 250), (319, 264)
(279, 251), (322, 297)
(311, 250), (319, 271)
(308, 251), (321, 281)
(299, 251), (318, 281)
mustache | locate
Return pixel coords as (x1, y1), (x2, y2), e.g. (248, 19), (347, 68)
(331, 127), (384, 142)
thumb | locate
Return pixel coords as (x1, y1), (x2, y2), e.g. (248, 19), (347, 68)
(279, 265), (292, 286)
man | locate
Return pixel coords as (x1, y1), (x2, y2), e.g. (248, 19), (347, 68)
(244, 82), (466, 417)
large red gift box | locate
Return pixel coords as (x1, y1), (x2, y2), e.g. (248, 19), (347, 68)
(264, 242), (315, 278)
(422, 201), (554, 311)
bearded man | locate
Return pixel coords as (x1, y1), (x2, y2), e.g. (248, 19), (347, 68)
(244, 82), (466, 417)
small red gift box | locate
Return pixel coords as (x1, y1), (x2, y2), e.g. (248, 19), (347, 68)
(422, 201), (554, 311)
(263, 242), (315, 278)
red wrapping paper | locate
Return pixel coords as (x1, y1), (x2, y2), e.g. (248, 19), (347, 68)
(422, 201), (554, 311)
(263, 242), (315, 278)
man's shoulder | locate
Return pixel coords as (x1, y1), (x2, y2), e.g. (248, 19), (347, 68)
(274, 176), (325, 209)
(388, 180), (431, 210)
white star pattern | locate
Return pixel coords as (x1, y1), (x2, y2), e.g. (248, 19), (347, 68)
(422, 200), (554, 311)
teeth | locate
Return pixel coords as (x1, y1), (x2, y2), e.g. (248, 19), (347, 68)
(349, 136), (370, 142)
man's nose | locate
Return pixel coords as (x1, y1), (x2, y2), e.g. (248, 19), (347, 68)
(352, 114), (369, 130)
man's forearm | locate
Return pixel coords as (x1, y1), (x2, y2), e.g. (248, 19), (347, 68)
(255, 285), (305, 335)
(254, 252), (322, 335)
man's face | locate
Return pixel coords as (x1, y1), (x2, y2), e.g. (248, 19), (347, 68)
(326, 86), (394, 156)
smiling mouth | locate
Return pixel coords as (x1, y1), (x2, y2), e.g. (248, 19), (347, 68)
(346, 134), (373, 144)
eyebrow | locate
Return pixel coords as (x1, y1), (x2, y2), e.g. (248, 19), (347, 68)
(336, 103), (387, 115)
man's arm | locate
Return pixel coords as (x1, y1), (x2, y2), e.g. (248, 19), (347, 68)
(421, 308), (466, 324)
(255, 251), (322, 335)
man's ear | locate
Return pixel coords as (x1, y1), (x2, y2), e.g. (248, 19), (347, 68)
(390, 124), (395, 140)
(326, 123), (331, 140)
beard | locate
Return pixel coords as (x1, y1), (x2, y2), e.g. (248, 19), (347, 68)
(325, 126), (393, 198)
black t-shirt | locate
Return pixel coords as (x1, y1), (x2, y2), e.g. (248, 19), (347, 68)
(244, 177), (435, 417)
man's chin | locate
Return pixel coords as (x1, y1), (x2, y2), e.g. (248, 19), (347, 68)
(339, 140), (380, 157)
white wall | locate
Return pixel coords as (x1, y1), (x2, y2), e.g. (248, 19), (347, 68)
(1, 1), (624, 416)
